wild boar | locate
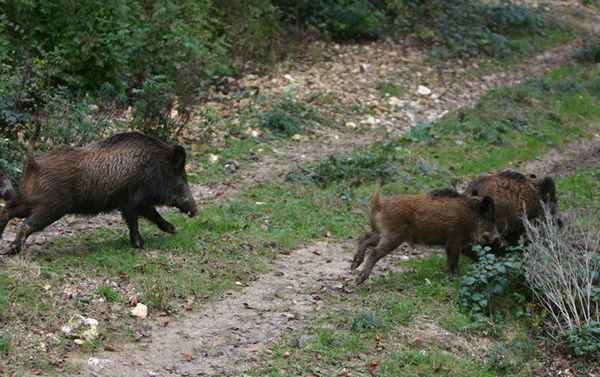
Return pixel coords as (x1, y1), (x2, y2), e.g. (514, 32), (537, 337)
(465, 170), (561, 246)
(351, 188), (500, 285)
(0, 131), (197, 255)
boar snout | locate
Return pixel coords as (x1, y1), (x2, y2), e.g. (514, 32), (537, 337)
(176, 189), (197, 218)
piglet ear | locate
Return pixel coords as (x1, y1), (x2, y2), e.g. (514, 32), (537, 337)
(171, 145), (187, 170)
(479, 196), (496, 218)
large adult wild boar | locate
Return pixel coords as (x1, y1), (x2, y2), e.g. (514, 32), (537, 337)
(351, 188), (500, 284)
(0, 132), (197, 255)
(465, 170), (561, 246)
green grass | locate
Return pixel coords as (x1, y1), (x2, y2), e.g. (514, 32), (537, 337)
(0, 334), (11, 356)
(96, 284), (121, 303)
(557, 169), (600, 209)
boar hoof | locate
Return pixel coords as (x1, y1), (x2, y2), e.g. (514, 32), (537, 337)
(355, 272), (370, 286)
(131, 238), (145, 249)
(1, 243), (21, 256)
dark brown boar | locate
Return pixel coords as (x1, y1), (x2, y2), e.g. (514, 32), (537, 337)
(0, 132), (197, 255)
(465, 170), (561, 246)
(351, 188), (500, 285)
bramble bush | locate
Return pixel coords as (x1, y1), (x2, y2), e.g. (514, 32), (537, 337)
(459, 245), (529, 319)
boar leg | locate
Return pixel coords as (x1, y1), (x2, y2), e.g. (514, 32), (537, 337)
(351, 232), (380, 270)
(445, 240), (464, 276)
(140, 206), (176, 234)
(356, 236), (402, 285)
(0, 202), (30, 239)
(3, 210), (61, 255)
(121, 210), (144, 249)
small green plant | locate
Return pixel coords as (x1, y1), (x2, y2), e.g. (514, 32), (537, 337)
(575, 40), (600, 63)
(486, 338), (538, 373)
(287, 141), (400, 187)
(0, 333), (11, 356)
(377, 80), (408, 98)
(459, 245), (528, 318)
(259, 92), (323, 137)
(96, 284), (121, 303)
(567, 322), (600, 358)
(138, 274), (177, 311)
(350, 310), (381, 333)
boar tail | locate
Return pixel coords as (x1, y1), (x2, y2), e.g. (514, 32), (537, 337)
(25, 124), (41, 172)
(370, 190), (382, 213)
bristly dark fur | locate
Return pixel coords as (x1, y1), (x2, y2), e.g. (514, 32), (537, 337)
(97, 132), (167, 148)
(497, 170), (528, 181)
(0, 132), (197, 254)
(429, 188), (462, 198)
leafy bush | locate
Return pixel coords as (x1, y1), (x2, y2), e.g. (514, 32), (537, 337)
(575, 40), (600, 63)
(214, 0), (284, 64)
(459, 245), (528, 318)
(567, 322), (600, 358)
(1, 0), (227, 138)
(385, 0), (546, 58)
(523, 208), (600, 353)
(274, 0), (385, 40)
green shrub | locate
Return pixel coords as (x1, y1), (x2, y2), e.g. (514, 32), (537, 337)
(385, 0), (546, 58)
(287, 141), (400, 187)
(459, 245), (528, 318)
(274, 0), (385, 40)
(1, 0), (227, 138)
(214, 0), (284, 64)
(567, 322), (600, 358)
(351, 310), (382, 333)
(259, 92), (323, 137)
(575, 40), (600, 63)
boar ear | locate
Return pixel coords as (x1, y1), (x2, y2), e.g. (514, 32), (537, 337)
(478, 196), (495, 217)
(537, 177), (557, 202)
(171, 145), (187, 170)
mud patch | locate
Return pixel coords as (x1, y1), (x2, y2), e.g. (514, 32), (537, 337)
(520, 137), (600, 177)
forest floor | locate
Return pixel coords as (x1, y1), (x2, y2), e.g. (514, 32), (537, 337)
(1, 1), (600, 376)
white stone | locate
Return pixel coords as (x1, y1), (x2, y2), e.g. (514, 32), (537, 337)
(130, 303), (148, 319)
(208, 154), (220, 164)
(388, 97), (405, 107)
(417, 85), (432, 96)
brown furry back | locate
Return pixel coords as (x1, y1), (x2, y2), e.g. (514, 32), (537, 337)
(429, 188), (462, 198)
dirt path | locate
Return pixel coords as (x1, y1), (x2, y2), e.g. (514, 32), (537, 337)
(77, 242), (412, 377)
(520, 136), (600, 177)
